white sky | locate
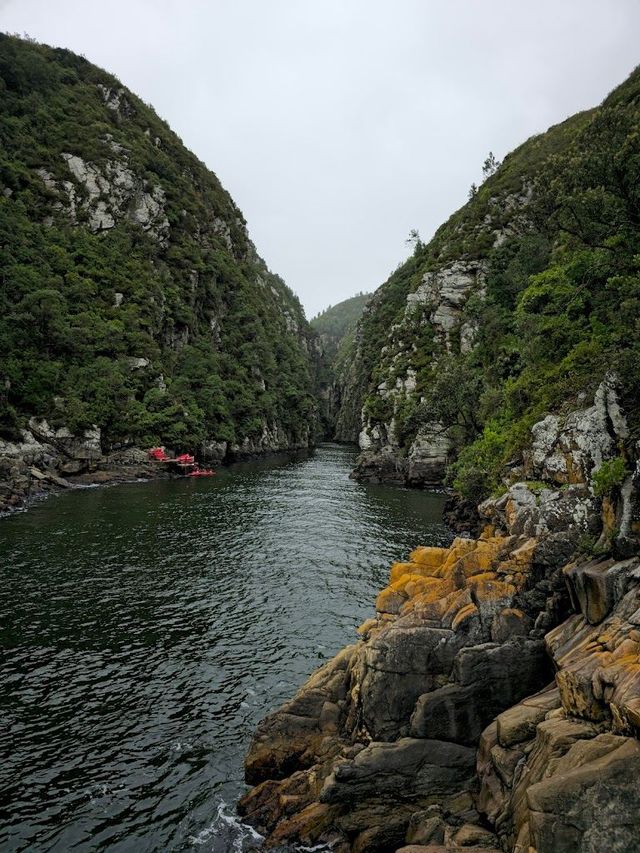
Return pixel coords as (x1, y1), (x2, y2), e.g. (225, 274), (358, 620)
(2, 0), (640, 317)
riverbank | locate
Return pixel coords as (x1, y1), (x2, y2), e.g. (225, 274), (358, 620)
(0, 418), (320, 518)
(238, 478), (640, 852)
(0, 446), (172, 517)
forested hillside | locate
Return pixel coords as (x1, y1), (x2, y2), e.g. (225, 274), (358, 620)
(338, 65), (640, 501)
(310, 292), (371, 437)
(310, 291), (370, 361)
(0, 34), (321, 457)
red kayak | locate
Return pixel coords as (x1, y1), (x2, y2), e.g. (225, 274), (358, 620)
(186, 468), (216, 477)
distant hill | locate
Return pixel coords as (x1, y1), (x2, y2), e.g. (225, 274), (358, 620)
(310, 292), (371, 363)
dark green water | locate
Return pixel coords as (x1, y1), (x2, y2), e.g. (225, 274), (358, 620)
(0, 443), (450, 852)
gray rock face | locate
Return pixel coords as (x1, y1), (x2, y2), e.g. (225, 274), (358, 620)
(479, 481), (600, 561)
(202, 440), (228, 465)
(96, 83), (135, 119)
(527, 373), (628, 486)
(0, 421), (100, 512)
(410, 640), (550, 745)
(353, 425), (451, 488)
(27, 418), (102, 462)
(320, 737), (476, 805)
(353, 261), (486, 487)
(407, 426), (452, 486)
(351, 445), (407, 485)
(36, 152), (170, 242)
(526, 735), (640, 853)
(479, 705), (640, 853)
(406, 261), (487, 341)
(358, 622), (466, 740)
(229, 420), (311, 459)
(563, 557), (639, 625)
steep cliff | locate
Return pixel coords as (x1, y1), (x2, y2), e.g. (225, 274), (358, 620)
(338, 66), (640, 499)
(239, 66), (640, 852)
(311, 292), (371, 438)
(0, 34), (321, 472)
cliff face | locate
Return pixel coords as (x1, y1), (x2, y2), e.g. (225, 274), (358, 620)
(239, 66), (640, 852)
(239, 381), (640, 852)
(337, 66), (640, 502)
(0, 35), (322, 468)
(310, 293), (372, 438)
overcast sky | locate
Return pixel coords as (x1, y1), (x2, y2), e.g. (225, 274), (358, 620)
(2, 1), (640, 317)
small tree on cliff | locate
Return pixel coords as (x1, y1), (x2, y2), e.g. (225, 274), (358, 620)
(406, 228), (423, 254)
(482, 151), (500, 179)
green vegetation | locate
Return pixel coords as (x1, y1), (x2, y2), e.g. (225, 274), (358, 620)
(311, 292), (371, 363)
(593, 457), (628, 497)
(343, 64), (640, 499)
(0, 34), (320, 452)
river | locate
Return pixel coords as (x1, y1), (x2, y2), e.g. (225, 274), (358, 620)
(0, 443), (450, 852)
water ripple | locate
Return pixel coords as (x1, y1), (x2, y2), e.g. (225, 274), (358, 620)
(0, 444), (450, 852)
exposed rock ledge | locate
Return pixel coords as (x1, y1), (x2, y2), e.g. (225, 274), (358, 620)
(0, 417), (312, 515)
(0, 420), (169, 515)
(238, 481), (640, 852)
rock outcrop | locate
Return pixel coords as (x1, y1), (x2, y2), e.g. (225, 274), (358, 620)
(239, 448), (640, 852)
(0, 420), (168, 514)
(237, 470), (640, 852)
(476, 552), (640, 853)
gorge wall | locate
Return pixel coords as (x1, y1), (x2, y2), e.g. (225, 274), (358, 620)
(0, 34), (324, 512)
(239, 66), (640, 852)
(331, 65), (640, 502)
(310, 292), (372, 437)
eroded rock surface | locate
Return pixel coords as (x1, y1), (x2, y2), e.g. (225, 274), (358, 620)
(239, 473), (640, 852)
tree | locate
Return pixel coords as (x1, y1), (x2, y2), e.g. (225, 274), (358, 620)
(406, 228), (423, 252)
(482, 151), (500, 179)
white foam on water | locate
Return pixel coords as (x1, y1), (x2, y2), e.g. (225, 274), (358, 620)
(187, 801), (333, 852)
(189, 801), (264, 851)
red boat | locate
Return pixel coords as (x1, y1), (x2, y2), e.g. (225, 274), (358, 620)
(148, 447), (168, 461)
(186, 467), (216, 477)
(175, 453), (195, 465)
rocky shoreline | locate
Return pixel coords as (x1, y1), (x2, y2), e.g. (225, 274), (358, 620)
(0, 418), (315, 518)
(0, 445), (171, 518)
(238, 379), (640, 853)
(238, 483), (640, 852)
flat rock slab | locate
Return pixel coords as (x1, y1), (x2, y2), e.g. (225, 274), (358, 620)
(320, 737), (476, 806)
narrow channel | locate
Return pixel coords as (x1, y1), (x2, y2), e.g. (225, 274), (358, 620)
(0, 444), (450, 852)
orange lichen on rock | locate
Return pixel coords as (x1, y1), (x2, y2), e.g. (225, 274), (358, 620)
(375, 585), (408, 615)
(402, 577), (457, 618)
(389, 561), (421, 584)
(409, 545), (450, 569)
(377, 534), (534, 625)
